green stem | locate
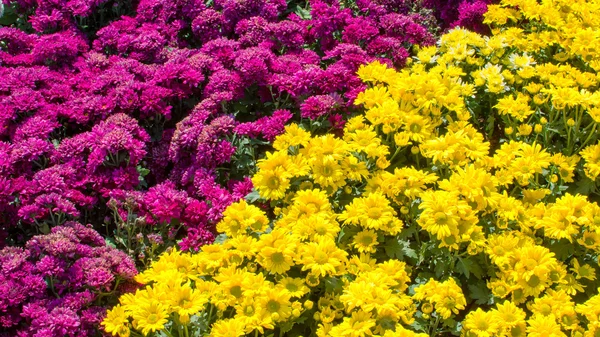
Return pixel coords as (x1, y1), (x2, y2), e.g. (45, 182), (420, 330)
(576, 123), (598, 153)
(430, 315), (441, 337)
(389, 146), (402, 163)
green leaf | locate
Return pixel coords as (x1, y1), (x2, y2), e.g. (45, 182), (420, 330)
(105, 237), (117, 248)
(572, 176), (595, 196)
(401, 241), (418, 260)
(137, 165), (150, 177)
(383, 237), (404, 259)
(245, 189), (261, 203)
(214, 234), (228, 244)
(294, 5), (312, 19)
(337, 225), (360, 245)
(324, 277), (344, 295)
(0, 4), (18, 26)
(468, 283), (492, 305)
(434, 259), (446, 278)
(457, 257), (484, 279)
(548, 239), (576, 261)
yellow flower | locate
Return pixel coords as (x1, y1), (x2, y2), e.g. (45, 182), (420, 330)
(329, 310), (376, 337)
(277, 277), (310, 298)
(170, 283), (209, 323)
(210, 318), (246, 337)
(526, 315), (566, 337)
(417, 190), (464, 240)
(494, 300), (526, 333)
(256, 228), (297, 274)
(260, 288), (292, 322)
(252, 167), (291, 200)
(338, 192), (400, 233)
(495, 93), (534, 121)
(511, 244), (558, 297)
(356, 60), (392, 83)
(310, 155), (347, 191)
(578, 231), (600, 251)
(217, 199), (269, 237)
(131, 299), (169, 336)
(352, 229), (379, 254)
(102, 305), (130, 337)
(272, 123), (311, 150)
(570, 259), (596, 281)
(341, 155), (370, 181)
(581, 143), (600, 180)
(463, 308), (499, 337)
(432, 278), (467, 319)
(414, 278), (466, 319)
(299, 238), (348, 277)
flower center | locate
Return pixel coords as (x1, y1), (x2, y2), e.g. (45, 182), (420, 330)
(147, 314), (158, 324)
(267, 176), (280, 189)
(368, 208), (382, 219)
(271, 252), (285, 265)
(230, 285), (243, 298)
(267, 300), (280, 313)
(315, 251), (329, 264)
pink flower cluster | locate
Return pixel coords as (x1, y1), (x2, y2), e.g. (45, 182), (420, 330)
(0, 222), (137, 337)
(423, 0), (495, 34)
(0, 0), (491, 252)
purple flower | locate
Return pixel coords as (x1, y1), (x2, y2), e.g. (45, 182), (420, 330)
(192, 9), (226, 44)
(300, 95), (341, 119)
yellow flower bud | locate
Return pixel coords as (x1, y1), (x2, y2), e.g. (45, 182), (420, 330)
(411, 146), (420, 154)
(304, 300), (314, 310)
(422, 302), (434, 314)
(376, 157), (390, 169)
(540, 117), (548, 124)
(505, 127), (514, 135)
(567, 118), (576, 127)
(550, 174), (559, 183)
(401, 206), (409, 214)
(534, 124), (543, 133)
(117, 326), (131, 337)
(299, 181), (313, 190)
(517, 124), (532, 136)
(179, 313), (190, 325)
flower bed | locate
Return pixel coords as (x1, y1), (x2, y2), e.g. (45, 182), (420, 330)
(99, 0), (600, 336)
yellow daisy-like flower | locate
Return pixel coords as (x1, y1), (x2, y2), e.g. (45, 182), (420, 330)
(170, 283), (209, 323)
(338, 192), (398, 232)
(130, 299), (169, 336)
(260, 288), (293, 322)
(462, 308), (499, 337)
(210, 318), (247, 337)
(277, 277), (310, 298)
(581, 143), (600, 180)
(272, 123), (311, 150)
(526, 315), (565, 337)
(217, 199), (269, 237)
(329, 310), (376, 337)
(256, 228), (298, 274)
(352, 229), (379, 254)
(102, 305), (130, 337)
(299, 238), (348, 277)
(310, 155), (347, 191)
(252, 167), (291, 200)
